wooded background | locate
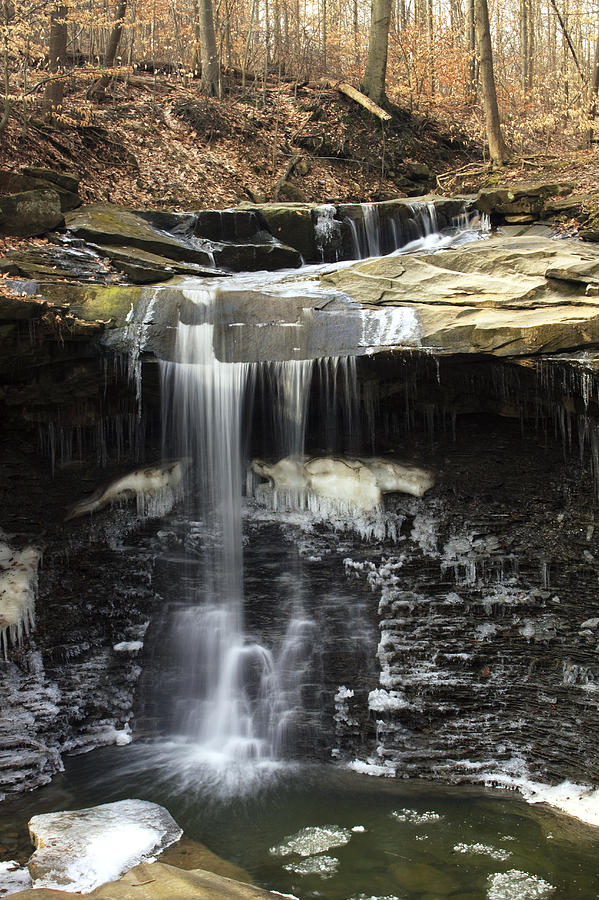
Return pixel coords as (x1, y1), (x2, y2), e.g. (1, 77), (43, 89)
(1, 0), (599, 160)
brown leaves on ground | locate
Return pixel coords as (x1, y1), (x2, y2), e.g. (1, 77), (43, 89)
(0, 78), (473, 213)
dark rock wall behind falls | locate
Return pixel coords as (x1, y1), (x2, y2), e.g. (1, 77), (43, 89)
(1, 344), (599, 797)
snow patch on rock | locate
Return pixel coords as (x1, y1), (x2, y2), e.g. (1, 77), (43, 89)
(27, 799), (183, 893)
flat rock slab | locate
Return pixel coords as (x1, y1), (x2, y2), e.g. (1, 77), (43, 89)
(9, 862), (285, 899)
(65, 204), (214, 266)
(27, 799), (183, 893)
(322, 235), (599, 357)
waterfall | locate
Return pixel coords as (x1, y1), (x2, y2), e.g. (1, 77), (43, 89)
(341, 200), (448, 260)
(158, 285), (319, 786)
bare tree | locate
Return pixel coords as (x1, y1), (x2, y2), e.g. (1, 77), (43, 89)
(474, 0), (509, 165)
(89, 0), (127, 99)
(362, 0), (392, 105)
(197, 0), (220, 95)
(44, 3), (67, 115)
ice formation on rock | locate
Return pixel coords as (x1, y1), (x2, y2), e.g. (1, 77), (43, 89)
(0, 860), (33, 895)
(65, 459), (188, 521)
(252, 455), (435, 513)
(27, 798), (183, 893)
(0, 536), (41, 658)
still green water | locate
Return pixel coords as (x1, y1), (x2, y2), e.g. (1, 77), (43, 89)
(0, 746), (598, 898)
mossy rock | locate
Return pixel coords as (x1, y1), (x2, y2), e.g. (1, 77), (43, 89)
(579, 193), (599, 241)
(28, 281), (143, 327)
(65, 204), (213, 265)
(276, 181), (307, 203)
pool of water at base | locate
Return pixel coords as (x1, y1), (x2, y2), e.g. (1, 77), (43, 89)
(1, 748), (598, 900)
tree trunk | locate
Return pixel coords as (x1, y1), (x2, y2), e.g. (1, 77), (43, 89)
(0, 0), (12, 133)
(520, 0), (529, 90)
(44, 4), (68, 115)
(588, 18), (599, 143)
(361, 0), (392, 106)
(88, 0), (127, 98)
(198, 0), (219, 95)
(467, 0), (477, 99)
(474, 0), (508, 165)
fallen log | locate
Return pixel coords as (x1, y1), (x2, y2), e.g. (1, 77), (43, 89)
(315, 78), (392, 122)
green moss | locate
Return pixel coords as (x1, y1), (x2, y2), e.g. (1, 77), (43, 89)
(36, 282), (142, 326)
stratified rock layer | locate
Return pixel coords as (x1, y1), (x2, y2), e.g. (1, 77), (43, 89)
(323, 234), (599, 356)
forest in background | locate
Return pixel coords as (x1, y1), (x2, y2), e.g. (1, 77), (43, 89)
(1, 0), (598, 157)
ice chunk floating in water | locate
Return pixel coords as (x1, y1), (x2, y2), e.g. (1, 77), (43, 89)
(269, 825), (352, 857)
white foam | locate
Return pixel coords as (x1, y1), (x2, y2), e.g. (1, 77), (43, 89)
(347, 895), (402, 900)
(368, 689), (410, 712)
(269, 825), (351, 857)
(347, 758), (397, 777)
(487, 869), (555, 899)
(454, 758), (599, 827)
(283, 855), (339, 877)
(0, 541), (41, 658)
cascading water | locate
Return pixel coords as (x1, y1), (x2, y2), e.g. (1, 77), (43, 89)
(158, 286), (322, 788)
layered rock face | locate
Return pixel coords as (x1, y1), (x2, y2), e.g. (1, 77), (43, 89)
(329, 370), (599, 787)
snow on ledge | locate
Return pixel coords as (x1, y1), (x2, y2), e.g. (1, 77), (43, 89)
(28, 799), (183, 893)
(0, 538), (41, 658)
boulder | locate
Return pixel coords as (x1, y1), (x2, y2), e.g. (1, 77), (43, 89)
(19, 167), (80, 194)
(579, 195), (599, 242)
(404, 161), (433, 181)
(27, 799), (183, 893)
(194, 209), (265, 242)
(545, 194), (590, 219)
(65, 204), (214, 265)
(475, 182), (573, 220)
(7, 861), (282, 899)
(0, 170), (80, 212)
(322, 234), (599, 357)
(0, 189), (64, 237)
(91, 245), (228, 283)
(238, 202), (317, 261)
(0, 244), (116, 282)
